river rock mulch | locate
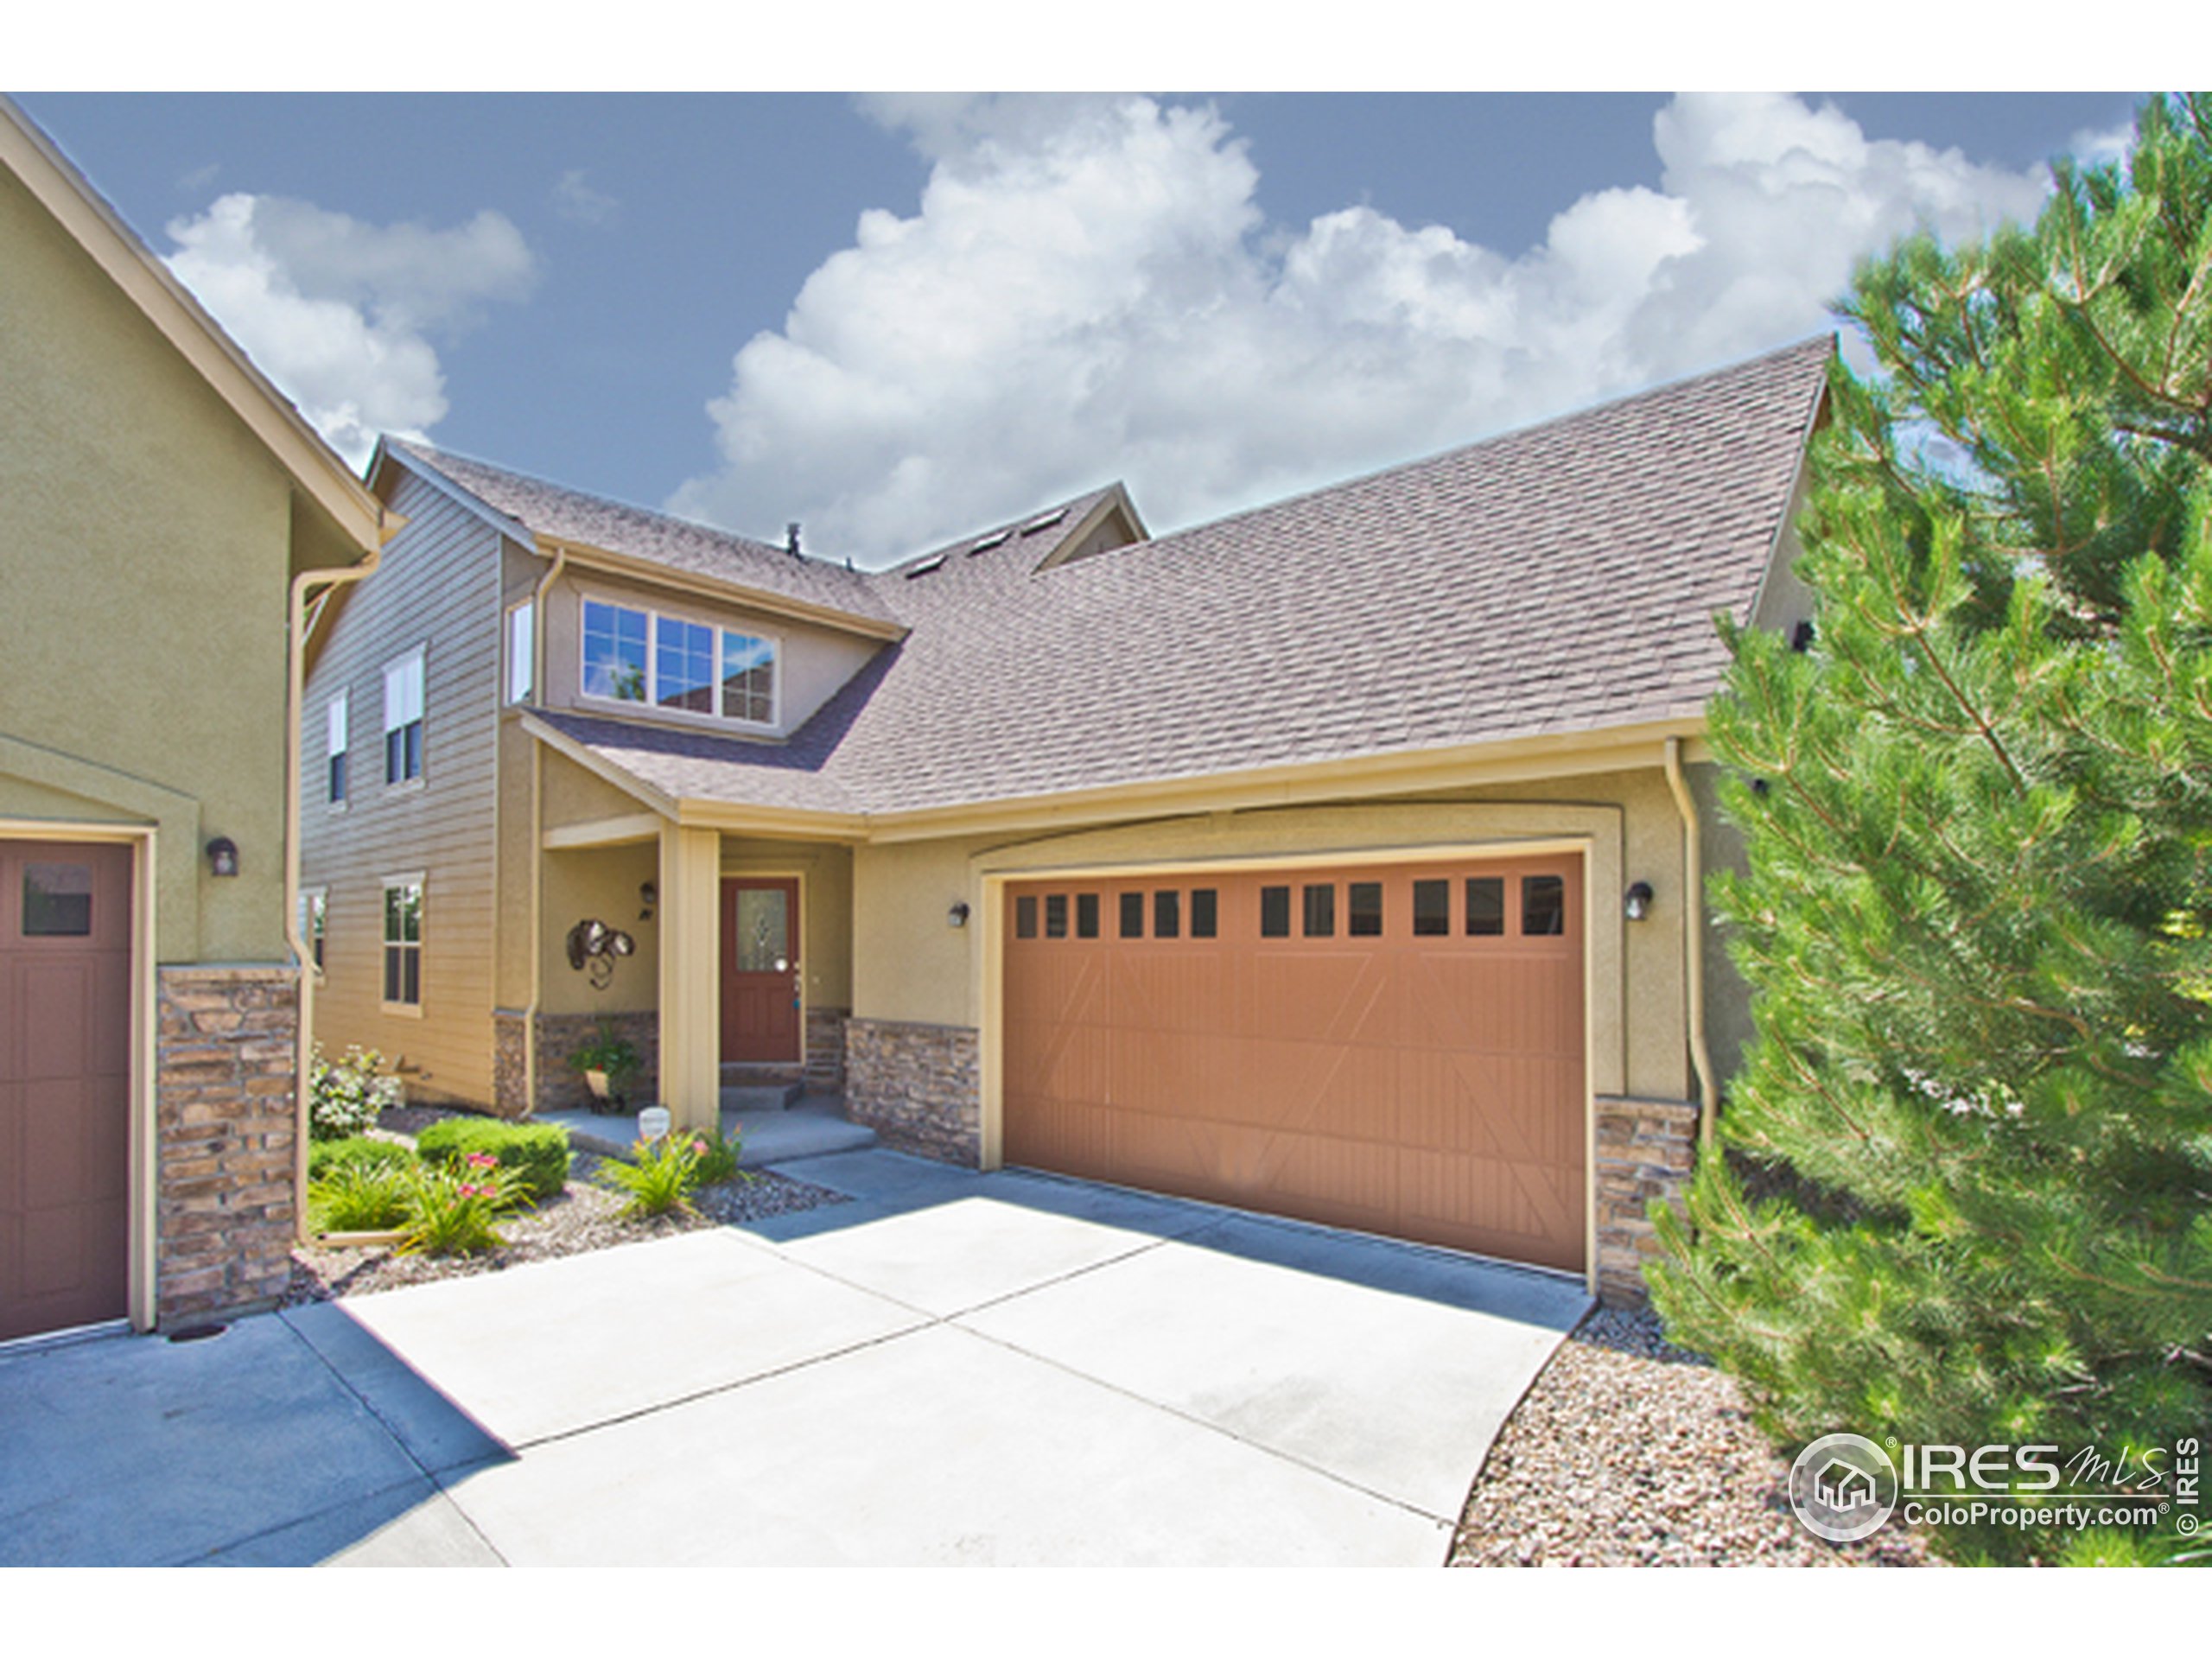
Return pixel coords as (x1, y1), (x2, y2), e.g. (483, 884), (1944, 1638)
(1450, 1306), (1940, 1567)
(284, 1124), (851, 1306)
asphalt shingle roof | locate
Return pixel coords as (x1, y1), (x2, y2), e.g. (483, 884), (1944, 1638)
(447, 339), (1831, 820)
(388, 440), (898, 625)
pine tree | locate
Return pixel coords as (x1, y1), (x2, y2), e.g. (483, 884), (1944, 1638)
(1649, 94), (2212, 1567)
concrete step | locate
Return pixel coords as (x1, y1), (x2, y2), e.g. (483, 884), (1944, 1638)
(721, 1062), (802, 1085)
(721, 1081), (803, 1113)
(732, 1103), (877, 1168)
(531, 1098), (874, 1167)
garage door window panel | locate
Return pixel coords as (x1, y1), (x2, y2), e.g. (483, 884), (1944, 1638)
(1302, 884), (1334, 938)
(1119, 892), (1145, 938)
(22, 863), (93, 937)
(1522, 875), (1567, 937)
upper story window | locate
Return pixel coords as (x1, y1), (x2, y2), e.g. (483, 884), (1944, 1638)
(326, 692), (349, 805)
(505, 601), (536, 704)
(383, 649), (425, 785)
(582, 597), (779, 728)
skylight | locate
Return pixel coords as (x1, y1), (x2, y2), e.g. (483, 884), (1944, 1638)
(905, 552), (948, 578)
(969, 529), (1011, 554)
(1020, 508), (1068, 535)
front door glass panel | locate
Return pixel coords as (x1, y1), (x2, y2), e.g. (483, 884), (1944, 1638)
(734, 887), (790, 971)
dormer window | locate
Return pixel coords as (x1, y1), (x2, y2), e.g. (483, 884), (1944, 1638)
(582, 597), (779, 728)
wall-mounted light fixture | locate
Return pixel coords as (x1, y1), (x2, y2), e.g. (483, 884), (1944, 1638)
(948, 900), (971, 929)
(206, 836), (239, 878)
(639, 881), (657, 922)
(1624, 880), (1655, 922)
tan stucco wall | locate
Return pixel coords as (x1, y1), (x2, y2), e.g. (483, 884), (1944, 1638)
(539, 567), (881, 742)
(541, 748), (652, 832)
(1, 163), (301, 963)
(852, 766), (1707, 1104)
(540, 841), (661, 1015)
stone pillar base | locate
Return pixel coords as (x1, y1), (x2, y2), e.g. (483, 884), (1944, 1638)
(156, 964), (299, 1326)
(1592, 1094), (1699, 1307)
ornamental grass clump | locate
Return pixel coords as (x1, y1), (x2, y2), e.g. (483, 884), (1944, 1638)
(415, 1117), (570, 1204)
(398, 1154), (510, 1256)
(595, 1134), (702, 1218)
(308, 1160), (416, 1234)
(690, 1124), (745, 1187)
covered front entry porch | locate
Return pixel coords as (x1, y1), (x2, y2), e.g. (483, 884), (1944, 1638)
(652, 824), (855, 1134)
(511, 797), (854, 1130)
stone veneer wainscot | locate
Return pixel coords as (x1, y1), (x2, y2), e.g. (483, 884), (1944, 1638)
(1592, 1094), (1699, 1306)
(844, 1018), (979, 1165)
(156, 965), (298, 1325)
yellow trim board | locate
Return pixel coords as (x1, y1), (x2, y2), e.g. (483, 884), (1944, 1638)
(545, 541), (908, 644)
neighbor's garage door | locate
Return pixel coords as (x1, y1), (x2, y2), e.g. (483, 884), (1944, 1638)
(0, 840), (134, 1341)
(1002, 855), (1586, 1272)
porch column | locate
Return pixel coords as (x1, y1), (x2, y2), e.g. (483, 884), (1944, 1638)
(658, 822), (721, 1133)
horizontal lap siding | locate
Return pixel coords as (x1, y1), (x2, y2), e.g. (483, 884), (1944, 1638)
(301, 470), (504, 1106)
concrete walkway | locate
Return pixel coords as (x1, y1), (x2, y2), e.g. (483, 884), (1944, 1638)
(0, 1149), (1588, 1567)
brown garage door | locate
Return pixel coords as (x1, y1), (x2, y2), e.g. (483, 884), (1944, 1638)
(1002, 854), (1586, 1272)
(1, 840), (134, 1341)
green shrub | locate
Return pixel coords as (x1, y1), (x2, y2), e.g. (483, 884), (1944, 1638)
(566, 1024), (642, 1098)
(594, 1134), (700, 1217)
(307, 1135), (415, 1182)
(309, 1162), (416, 1233)
(398, 1160), (508, 1256)
(308, 1046), (401, 1141)
(415, 1116), (570, 1204)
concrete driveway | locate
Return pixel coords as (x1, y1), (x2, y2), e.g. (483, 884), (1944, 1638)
(0, 1150), (1588, 1567)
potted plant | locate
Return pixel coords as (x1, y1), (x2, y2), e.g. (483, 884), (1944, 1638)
(567, 1025), (641, 1113)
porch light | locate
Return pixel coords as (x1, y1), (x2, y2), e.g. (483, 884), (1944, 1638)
(206, 836), (239, 878)
(948, 901), (970, 928)
(639, 881), (657, 921)
(1624, 880), (1655, 922)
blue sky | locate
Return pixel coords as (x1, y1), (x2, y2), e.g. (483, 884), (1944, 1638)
(17, 90), (2145, 566)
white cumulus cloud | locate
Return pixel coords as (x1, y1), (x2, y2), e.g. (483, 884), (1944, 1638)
(163, 194), (537, 468)
(671, 92), (2055, 565)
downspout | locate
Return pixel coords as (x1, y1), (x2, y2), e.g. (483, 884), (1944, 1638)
(287, 549), (379, 1243)
(518, 547), (567, 1117)
(1662, 736), (1719, 1147)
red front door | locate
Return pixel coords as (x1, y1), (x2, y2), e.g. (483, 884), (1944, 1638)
(721, 878), (800, 1063)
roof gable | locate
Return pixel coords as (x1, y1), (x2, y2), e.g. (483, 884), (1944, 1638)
(0, 97), (384, 563)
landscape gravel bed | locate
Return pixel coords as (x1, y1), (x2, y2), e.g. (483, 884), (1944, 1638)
(285, 1135), (850, 1306)
(1451, 1306), (1939, 1567)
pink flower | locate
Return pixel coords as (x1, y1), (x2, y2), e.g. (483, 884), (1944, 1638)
(691, 1141), (707, 1155)
(467, 1152), (498, 1169)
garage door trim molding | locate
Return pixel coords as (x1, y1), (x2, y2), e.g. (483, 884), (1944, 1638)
(978, 833), (1602, 1294)
(0, 817), (159, 1334)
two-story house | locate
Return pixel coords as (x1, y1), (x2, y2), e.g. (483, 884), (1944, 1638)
(302, 337), (1828, 1303)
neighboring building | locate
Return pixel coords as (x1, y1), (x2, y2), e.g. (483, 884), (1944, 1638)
(1, 100), (388, 1340)
(306, 337), (1827, 1303)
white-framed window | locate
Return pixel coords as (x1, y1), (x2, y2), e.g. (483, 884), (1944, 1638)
(326, 692), (349, 806)
(505, 601), (536, 704)
(300, 886), (327, 969)
(580, 595), (779, 728)
(383, 648), (425, 785)
(381, 874), (423, 1010)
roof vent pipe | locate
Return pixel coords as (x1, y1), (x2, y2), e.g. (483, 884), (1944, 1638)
(786, 521), (802, 559)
